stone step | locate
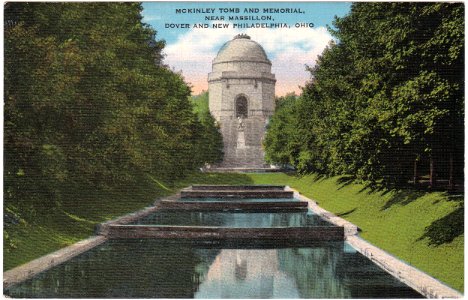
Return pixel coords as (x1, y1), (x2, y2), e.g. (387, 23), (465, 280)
(180, 190), (294, 198)
(106, 225), (344, 241)
(218, 117), (267, 168)
(190, 185), (286, 190)
(159, 200), (306, 210)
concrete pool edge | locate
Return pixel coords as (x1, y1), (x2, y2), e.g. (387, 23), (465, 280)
(287, 186), (463, 299)
(3, 236), (106, 290)
(105, 224), (344, 240)
(3, 192), (181, 291)
(347, 235), (462, 299)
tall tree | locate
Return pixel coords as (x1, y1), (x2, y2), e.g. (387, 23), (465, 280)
(265, 3), (464, 187)
(4, 3), (220, 213)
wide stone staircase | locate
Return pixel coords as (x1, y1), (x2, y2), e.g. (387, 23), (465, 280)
(218, 117), (267, 168)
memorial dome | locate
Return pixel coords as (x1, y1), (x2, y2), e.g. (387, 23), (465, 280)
(213, 34), (270, 64)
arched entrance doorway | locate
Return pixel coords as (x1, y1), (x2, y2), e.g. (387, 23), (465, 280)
(235, 96), (248, 118)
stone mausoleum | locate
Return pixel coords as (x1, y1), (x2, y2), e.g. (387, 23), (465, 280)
(208, 34), (276, 169)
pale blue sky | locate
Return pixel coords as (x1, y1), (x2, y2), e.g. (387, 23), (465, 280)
(142, 2), (351, 44)
(141, 2), (352, 95)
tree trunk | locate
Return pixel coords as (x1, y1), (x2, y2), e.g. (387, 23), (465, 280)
(429, 157), (435, 188)
(448, 152), (454, 190)
(413, 159), (418, 186)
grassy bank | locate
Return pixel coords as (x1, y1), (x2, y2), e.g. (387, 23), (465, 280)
(246, 172), (464, 292)
(3, 172), (251, 271)
(4, 172), (463, 292)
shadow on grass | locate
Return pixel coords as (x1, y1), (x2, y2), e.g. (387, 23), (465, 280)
(175, 171), (254, 187)
(286, 171), (328, 183)
(380, 189), (427, 210)
(418, 205), (464, 246)
(337, 208), (357, 217)
(380, 188), (464, 211)
(337, 175), (356, 190)
(311, 172), (328, 182)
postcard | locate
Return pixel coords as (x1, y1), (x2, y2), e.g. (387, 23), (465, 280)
(4, 2), (464, 298)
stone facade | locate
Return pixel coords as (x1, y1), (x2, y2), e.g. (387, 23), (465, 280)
(208, 34), (276, 168)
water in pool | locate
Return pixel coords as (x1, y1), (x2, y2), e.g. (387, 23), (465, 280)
(131, 210), (333, 227)
(5, 239), (423, 298)
(180, 198), (299, 202)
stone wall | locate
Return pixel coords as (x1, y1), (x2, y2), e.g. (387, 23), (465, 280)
(208, 73), (275, 119)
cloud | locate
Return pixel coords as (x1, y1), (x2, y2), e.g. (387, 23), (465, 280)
(163, 23), (332, 95)
(143, 14), (162, 22)
(245, 26), (332, 95)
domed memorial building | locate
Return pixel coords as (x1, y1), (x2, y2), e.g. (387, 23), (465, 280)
(208, 34), (276, 169)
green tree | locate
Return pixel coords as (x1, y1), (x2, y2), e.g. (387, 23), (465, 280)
(265, 3), (464, 188)
(264, 93), (302, 168)
(4, 3), (219, 216)
(190, 92), (224, 166)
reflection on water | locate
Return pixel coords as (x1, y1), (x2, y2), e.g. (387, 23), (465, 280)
(180, 198), (298, 202)
(195, 249), (300, 298)
(132, 211), (332, 227)
(5, 240), (423, 298)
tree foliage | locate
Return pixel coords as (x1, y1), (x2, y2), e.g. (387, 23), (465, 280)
(190, 92), (224, 165)
(265, 3), (464, 187)
(264, 93), (301, 168)
(4, 3), (221, 212)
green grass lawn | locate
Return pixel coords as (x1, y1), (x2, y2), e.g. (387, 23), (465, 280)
(246, 172), (464, 293)
(3, 172), (251, 271)
(4, 172), (463, 292)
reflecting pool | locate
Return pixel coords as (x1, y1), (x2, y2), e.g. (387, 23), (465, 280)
(131, 210), (333, 227)
(5, 239), (423, 298)
(180, 198), (298, 202)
